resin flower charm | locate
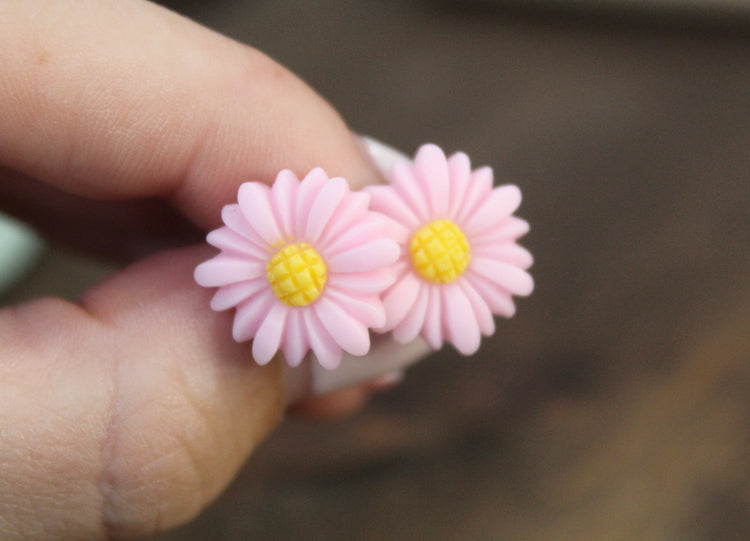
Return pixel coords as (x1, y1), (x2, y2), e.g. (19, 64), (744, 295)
(194, 168), (400, 369)
(365, 144), (534, 355)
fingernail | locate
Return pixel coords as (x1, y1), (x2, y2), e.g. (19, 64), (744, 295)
(367, 370), (406, 392)
(356, 135), (411, 185)
(283, 335), (430, 404)
(312, 335), (429, 397)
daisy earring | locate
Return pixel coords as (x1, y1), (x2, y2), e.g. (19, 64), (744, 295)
(194, 168), (400, 370)
(365, 143), (534, 355)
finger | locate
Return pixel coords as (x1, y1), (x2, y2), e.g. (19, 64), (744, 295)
(0, 246), (284, 540)
(0, 0), (382, 231)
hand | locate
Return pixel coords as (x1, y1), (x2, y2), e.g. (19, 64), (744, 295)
(0, 1), (408, 538)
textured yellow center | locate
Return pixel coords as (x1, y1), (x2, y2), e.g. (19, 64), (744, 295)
(410, 220), (470, 283)
(266, 243), (327, 306)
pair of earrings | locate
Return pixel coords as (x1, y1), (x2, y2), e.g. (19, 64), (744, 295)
(194, 143), (533, 370)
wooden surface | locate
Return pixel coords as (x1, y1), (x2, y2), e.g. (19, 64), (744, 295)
(7, 2), (750, 539)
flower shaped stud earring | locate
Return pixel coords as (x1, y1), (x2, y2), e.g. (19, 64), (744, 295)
(194, 168), (399, 369)
(365, 144), (534, 355)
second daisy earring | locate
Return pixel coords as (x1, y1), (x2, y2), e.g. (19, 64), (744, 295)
(365, 143), (534, 355)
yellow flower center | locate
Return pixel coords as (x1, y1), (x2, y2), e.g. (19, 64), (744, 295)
(409, 219), (470, 283)
(266, 243), (327, 306)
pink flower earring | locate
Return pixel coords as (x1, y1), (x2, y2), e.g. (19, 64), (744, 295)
(365, 143), (534, 355)
(194, 168), (399, 369)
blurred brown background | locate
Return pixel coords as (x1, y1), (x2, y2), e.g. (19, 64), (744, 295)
(6, 1), (750, 539)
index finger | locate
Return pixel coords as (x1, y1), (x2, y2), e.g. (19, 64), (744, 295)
(0, 0), (381, 228)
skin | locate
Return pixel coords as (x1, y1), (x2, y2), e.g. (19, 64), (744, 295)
(0, 1), (393, 538)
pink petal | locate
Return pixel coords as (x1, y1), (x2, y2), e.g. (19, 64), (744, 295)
(421, 285), (443, 349)
(381, 272), (421, 331)
(232, 292), (276, 342)
(327, 268), (396, 294)
(314, 297), (371, 356)
(221, 205), (267, 248)
(316, 191), (371, 248)
(442, 283), (481, 355)
(447, 151), (472, 218)
(413, 144), (450, 217)
(365, 185), (421, 230)
(472, 216), (530, 244)
(295, 168), (330, 239)
(463, 185), (522, 237)
(465, 274), (517, 317)
(238, 182), (284, 246)
(327, 239), (399, 273)
(390, 259), (413, 281)
(252, 303), (288, 365)
(207, 227), (268, 260)
(378, 214), (412, 245)
(194, 254), (265, 287)
(270, 170), (299, 239)
(455, 166), (494, 225)
(281, 310), (308, 367)
(391, 161), (430, 222)
(304, 309), (343, 369)
(321, 216), (387, 256)
(326, 288), (386, 329)
(210, 278), (267, 311)
(305, 176), (348, 244)
(470, 257), (534, 296)
(392, 283), (429, 344)
(458, 278), (495, 336)
(472, 243), (534, 270)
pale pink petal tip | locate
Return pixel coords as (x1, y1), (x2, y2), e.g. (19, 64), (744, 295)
(194, 167), (397, 370)
(380, 143), (534, 356)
